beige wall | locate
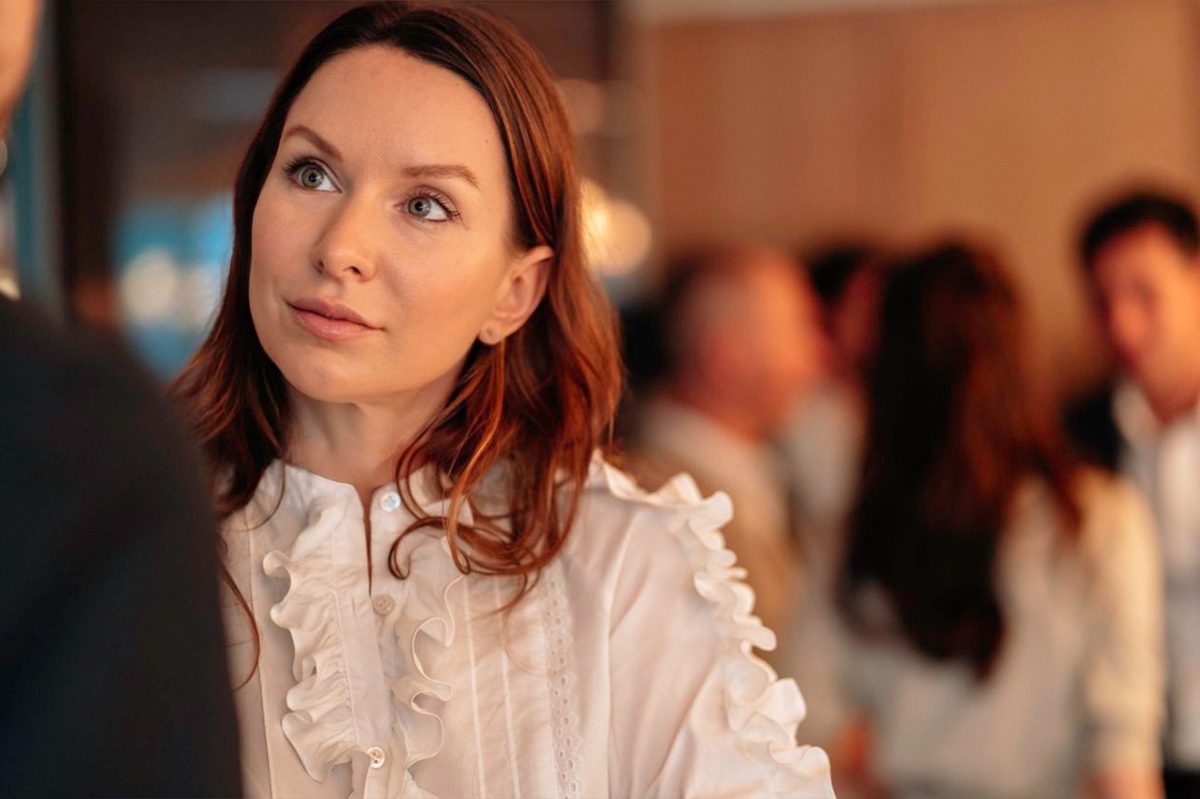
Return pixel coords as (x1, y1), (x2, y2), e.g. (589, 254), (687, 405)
(636, 0), (1200, 393)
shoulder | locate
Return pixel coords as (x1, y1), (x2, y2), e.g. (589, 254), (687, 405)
(0, 300), (220, 641)
(1072, 467), (1154, 550)
(1010, 468), (1150, 551)
(0, 298), (209, 524)
(999, 471), (1157, 617)
(577, 454), (734, 544)
(566, 454), (777, 650)
(1061, 469), (1159, 600)
(1, 298), (137, 396)
(0, 298), (188, 458)
(570, 455), (731, 563)
(565, 457), (833, 796)
(0, 305), (239, 799)
(996, 469), (1160, 658)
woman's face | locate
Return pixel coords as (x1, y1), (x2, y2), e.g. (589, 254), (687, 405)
(249, 45), (549, 409)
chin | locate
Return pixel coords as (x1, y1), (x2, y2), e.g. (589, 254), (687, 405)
(268, 346), (365, 405)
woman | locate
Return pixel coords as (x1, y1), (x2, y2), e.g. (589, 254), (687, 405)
(170, 3), (833, 797)
(793, 242), (1164, 799)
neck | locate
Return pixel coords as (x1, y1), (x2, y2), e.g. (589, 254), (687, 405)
(286, 386), (447, 507)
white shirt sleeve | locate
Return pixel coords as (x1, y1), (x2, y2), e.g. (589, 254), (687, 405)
(1082, 476), (1165, 773)
(598, 468), (835, 798)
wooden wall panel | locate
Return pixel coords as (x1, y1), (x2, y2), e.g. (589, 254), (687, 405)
(640, 0), (1200, 391)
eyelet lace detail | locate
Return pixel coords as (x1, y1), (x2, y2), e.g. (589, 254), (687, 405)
(541, 560), (583, 799)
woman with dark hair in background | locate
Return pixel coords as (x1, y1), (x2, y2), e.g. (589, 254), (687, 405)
(169, 3), (833, 797)
(791, 242), (1163, 799)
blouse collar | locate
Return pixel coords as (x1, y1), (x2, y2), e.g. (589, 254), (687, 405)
(247, 458), (473, 529)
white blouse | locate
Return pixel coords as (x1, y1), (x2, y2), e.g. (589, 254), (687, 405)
(221, 455), (834, 799)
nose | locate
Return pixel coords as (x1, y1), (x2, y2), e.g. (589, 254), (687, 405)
(311, 194), (380, 281)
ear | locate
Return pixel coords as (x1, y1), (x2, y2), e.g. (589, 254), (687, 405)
(479, 245), (553, 345)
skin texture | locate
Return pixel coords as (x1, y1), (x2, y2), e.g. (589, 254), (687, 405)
(1092, 223), (1200, 425)
(248, 46), (551, 503)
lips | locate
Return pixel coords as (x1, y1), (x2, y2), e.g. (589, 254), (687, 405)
(287, 297), (378, 341)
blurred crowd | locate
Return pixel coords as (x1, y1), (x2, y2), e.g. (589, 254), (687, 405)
(619, 189), (1200, 799)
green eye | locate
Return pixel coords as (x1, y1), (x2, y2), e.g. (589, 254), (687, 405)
(298, 165), (327, 189)
(405, 195), (451, 222)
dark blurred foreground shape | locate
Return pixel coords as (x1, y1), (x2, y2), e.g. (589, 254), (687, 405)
(0, 297), (241, 797)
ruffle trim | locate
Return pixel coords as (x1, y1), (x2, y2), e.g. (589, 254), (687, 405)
(389, 533), (464, 770)
(263, 490), (464, 797)
(588, 456), (833, 795)
(263, 500), (359, 781)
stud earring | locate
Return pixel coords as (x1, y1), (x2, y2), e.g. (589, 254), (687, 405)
(481, 326), (498, 344)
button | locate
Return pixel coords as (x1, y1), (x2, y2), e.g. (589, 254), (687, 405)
(366, 745), (387, 769)
(372, 595), (395, 615)
(380, 491), (401, 512)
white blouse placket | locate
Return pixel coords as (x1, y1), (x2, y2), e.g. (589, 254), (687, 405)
(326, 492), (395, 799)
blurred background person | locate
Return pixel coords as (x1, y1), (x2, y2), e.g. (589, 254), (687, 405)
(1073, 190), (1200, 798)
(626, 244), (825, 646)
(0, 0), (241, 795)
(791, 241), (1164, 799)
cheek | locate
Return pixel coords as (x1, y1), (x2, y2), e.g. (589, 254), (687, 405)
(1157, 295), (1200, 354)
(359, 252), (507, 392)
(250, 191), (304, 278)
(247, 224), (285, 341)
(399, 251), (504, 332)
(1106, 299), (1146, 343)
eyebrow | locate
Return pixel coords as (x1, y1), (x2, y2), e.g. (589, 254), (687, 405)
(282, 125), (341, 161)
(281, 124), (481, 191)
(403, 164), (480, 191)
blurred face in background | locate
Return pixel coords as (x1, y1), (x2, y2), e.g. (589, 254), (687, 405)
(0, 0), (38, 135)
(1091, 223), (1200, 416)
(680, 252), (825, 437)
(738, 260), (825, 428)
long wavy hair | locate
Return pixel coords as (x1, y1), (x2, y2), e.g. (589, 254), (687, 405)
(839, 241), (1080, 679)
(170, 2), (621, 615)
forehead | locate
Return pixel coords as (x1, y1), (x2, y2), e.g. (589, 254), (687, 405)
(1094, 223), (1195, 282)
(285, 45), (504, 176)
(713, 257), (810, 327)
